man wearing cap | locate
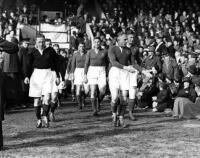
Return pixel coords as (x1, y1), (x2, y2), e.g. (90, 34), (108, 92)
(3, 36), (22, 109)
(155, 35), (167, 56)
(162, 50), (179, 82)
(144, 46), (162, 73)
(166, 38), (175, 58)
(173, 77), (197, 119)
(188, 53), (197, 67)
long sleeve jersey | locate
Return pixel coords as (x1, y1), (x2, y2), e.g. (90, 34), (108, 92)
(25, 47), (59, 78)
(84, 48), (108, 74)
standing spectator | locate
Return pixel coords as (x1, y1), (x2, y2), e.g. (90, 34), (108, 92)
(18, 38), (30, 107)
(3, 36), (22, 109)
(0, 37), (19, 150)
(70, 31), (79, 51)
(162, 50), (179, 81)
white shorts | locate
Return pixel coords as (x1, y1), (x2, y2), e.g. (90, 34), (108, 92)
(29, 68), (53, 97)
(74, 68), (85, 85)
(87, 66), (106, 88)
(109, 67), (129, 91)
(51, 71), (59, 93)
(65, 73), (73, 81)
(129, 71), (138, 89)
(51, 71), (66, 92)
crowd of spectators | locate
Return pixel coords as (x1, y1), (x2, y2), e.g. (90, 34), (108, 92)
(2, 0), (200, 119)
(85, 0), (200, 118)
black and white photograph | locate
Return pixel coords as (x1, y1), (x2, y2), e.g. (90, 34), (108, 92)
(0, 0), (200, 157)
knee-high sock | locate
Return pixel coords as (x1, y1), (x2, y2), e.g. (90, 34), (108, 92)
(58, 93), (62, 101)
(91, 98), (97, 112)
(72, 88), (75, 98)
(128, 99), (135, 112)
(76, 95), (82, 107)
(111, 102), (117, 113)
(98, 93), (104, 105)
(50, 102), (57, 113)
(119, 100), (127, 117)
(81, 91), (85, 105)
(35, 106), (42, 120)
(43, 104), (50, 117)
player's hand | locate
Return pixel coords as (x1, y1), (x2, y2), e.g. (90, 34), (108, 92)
(55, 77), (60, 86)
(142, 70), (153, 78)
(65, 73), (69, 80)
(24, 77), (30, 85)
(71, 74), (74, 81)
(84, 75), (88, 83)
(124, 66), (136, 73)
(128, 66), (136, 73)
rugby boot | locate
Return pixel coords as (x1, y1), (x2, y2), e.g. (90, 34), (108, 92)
(49, 112), (56, 122)
(112, 113), (117, 127)
(36, 119), (42, 128)
(43, 116), (49, 128)
(118, 116), (128, 128)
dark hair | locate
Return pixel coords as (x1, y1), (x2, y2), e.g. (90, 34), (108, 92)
(53, 44), (59, 48)
(45, 38), (51, 42)
(78, 42), (85, 46)
(159, 82), (167, 89)
(94, 37), (101, 41)
(36, 34), (45, 39)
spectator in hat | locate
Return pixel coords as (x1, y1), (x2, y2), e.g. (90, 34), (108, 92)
(2, 36), (22, 109)
(137, 77), (159, 109)
(70, 31), (79, 51)
(144, 46), (162, 73)
(166, 38), (176, 58)
(186, 64), (198, 78)
(174, 77), (200, 119)
(173, 77), (197, 119)
(162, 49), (179, 82)
(155, 35), (167, 56)
(187, 53), (197, 67)
(152, 82), (171, 112)
(180, 54), (189, 76)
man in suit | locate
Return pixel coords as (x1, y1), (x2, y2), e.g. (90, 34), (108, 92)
(3, 36), (21, 109)
(155, 35), (167, 56)
(18, 39), (30, 107)
(0, 37), (19, 150)
(162, 50), (178, 81)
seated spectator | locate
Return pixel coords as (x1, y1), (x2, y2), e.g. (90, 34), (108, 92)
(174, 78), (200, 119)
(137, 77), (159, 109)
(173, 77), (197, 119)
(152, 83), (171, 112)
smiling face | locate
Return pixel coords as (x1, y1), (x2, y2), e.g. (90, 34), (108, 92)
(94, 38), (101, 49)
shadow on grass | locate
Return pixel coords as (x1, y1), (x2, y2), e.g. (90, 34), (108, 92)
(6, 125), (162, 150)
(135, 112), (171, 118)
(5, 109), (34, 115)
